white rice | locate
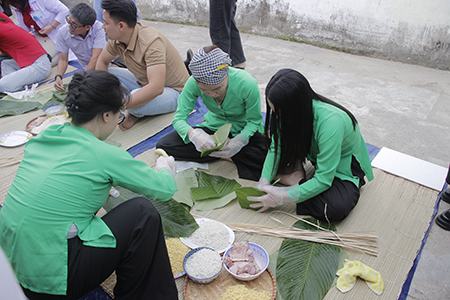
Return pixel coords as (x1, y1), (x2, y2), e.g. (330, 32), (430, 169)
(185, 248), (222, 278)
(188, 219), (230, 251)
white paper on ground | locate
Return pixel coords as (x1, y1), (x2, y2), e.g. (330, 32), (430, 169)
(4, 83), (38, 100)
(175, 161), (209, 173)
(371, 147), (447, 191)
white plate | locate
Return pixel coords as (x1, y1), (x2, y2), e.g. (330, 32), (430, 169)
(44, 104), (65, 116)
(180, 218), (235, 254)
(0, 131), (32, 147)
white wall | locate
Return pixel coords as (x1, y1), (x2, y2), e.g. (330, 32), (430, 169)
(136, 0), (450, 69)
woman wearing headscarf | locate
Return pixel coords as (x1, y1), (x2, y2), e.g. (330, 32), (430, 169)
(249, 69), (374, 222)
(0, 12), (51, 92)
(157, 45), (267, 181)
(0, 71), (178, 299)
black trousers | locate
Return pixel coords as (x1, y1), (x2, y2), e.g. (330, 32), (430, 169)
(296, 157), (366, 223)
(209, 0), (246, 65)
(156, 128), (268, 181)
(446, 164), (450, 184)
(23, 198), (178, 300)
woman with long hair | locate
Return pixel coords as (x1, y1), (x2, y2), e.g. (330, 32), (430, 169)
(249, 69), (374, 222)
(0, 71), (178, 299)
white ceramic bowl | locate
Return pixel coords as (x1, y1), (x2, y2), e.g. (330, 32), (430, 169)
(183, 247), (222, 284)
(223, 242), (269, 281)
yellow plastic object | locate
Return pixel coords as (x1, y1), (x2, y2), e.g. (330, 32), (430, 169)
(155, 148), (169, 157)
(336, 259), (384, 295)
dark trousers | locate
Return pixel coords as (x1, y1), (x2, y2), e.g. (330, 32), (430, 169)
(209, 0), (246, 65)
(446, 164), (450, 184)
(23, 198), (178, 300)
(296, 157), (366, 223)
(156, 128), (268, 181)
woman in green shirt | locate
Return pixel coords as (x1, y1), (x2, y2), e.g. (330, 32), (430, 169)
(249, 69), (374, 222)
(156, 46), (267, 181)
(0, 71), (178, 299)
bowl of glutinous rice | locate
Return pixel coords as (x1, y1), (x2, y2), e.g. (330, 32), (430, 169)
(184, 247), (222, 284)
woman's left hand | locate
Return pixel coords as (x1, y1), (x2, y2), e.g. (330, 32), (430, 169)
(248, 185), (294, 212)
(210, 134), (249, 158)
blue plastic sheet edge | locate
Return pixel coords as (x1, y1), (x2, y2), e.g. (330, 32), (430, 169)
(398, 184), (446, 300)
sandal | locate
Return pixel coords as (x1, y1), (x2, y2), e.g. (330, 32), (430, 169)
(435, 209), (450, 231)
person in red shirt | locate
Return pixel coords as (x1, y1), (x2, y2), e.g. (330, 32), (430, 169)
(0, 12), (51, 93)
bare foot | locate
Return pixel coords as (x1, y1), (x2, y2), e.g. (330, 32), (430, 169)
(119, 113), (140, 130)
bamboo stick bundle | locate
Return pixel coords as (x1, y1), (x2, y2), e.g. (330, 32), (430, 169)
(229, 223), (379, 257)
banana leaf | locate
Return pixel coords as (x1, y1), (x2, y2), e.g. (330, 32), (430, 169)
(172, 169), (197, 207)
(0, 100), (42, 117)
(194, 191), (237, 211)
(191, 171), (241, 201)
(276, 218), (342, 300)
(104, 187), (199, 237)
(200, 123), (232, 157)
(235, 187), (266, 209)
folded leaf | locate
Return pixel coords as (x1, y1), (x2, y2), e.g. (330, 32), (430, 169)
(276, 218), (342, 300)
(104, 187), (198, 237)
(172, 169), (197, 207)
(194, 191), (237, 211)
(200, 123), (232, 157)
(235, 187), (266, 209)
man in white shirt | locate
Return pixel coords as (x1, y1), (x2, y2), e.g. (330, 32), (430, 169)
(54, 3), (105, 91)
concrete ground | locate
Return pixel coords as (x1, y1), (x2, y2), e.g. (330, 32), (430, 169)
(148, 21), (450, 299)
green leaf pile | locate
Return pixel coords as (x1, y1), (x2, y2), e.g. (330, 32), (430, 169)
(191, 171), (241, 201)
(190, 171), (241, 211)
(104, 187), (198, 238)
(276, 218), (342, 300)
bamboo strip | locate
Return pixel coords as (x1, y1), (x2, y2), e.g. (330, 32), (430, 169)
(229, 223), (378, 257)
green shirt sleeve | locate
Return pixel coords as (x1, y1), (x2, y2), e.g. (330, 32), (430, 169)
(238, 79), (262, 139)
(288, 114), (345, 201)
(172, 77), (198, 143)
(261, 137), (277, 182)
(103, 146), (177, 202)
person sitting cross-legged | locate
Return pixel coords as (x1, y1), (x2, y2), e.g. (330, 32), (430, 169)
(0, 12), (51, 93)
(156, 46), (268, 181)
(54, 3), (106, 91)
(96, 0), (189, 130)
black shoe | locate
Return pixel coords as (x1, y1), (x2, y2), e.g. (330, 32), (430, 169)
(441, 190), (450, 204)
(184, 49), (193, 75)
(435, 209), (450, 231)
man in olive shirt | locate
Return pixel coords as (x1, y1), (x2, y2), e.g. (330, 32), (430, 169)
(96, 0), (189, 130)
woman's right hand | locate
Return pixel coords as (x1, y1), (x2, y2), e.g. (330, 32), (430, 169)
(188, 128), (216, 152)
(155, 156), (176, 177)
(256, 178), (271, 190)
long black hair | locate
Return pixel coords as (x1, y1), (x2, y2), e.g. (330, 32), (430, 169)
(66, 71), (127, 125)
(7, 0), (28, 11)
(265, 69), (358, 173)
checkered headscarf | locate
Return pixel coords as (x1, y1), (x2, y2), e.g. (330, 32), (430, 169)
(189, 47), (232, 85)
